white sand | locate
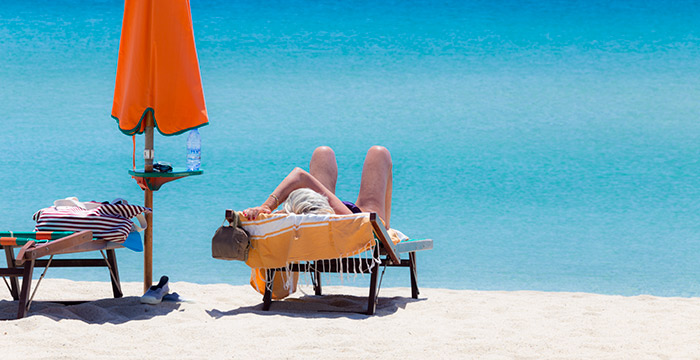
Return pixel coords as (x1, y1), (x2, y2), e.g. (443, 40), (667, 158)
(2, 279), (700, 359)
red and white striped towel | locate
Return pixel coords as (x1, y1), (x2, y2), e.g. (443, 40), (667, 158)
(32, 203), (151, 243)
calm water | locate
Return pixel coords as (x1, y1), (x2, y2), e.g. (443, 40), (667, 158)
(1, 0), (700, 296)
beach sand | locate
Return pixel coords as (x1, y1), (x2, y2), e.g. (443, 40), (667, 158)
(1, 279), (700, 359)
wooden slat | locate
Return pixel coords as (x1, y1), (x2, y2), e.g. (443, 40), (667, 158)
(49, 239), (122, 255)
(23, 231), (94, 261)
(0, 268), (25, 276)
(369, 213), (400, 264)
(34, 259), (109, 268)
(4, 246), (20, 299)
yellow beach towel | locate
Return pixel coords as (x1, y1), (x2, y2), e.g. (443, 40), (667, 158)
(240, 212), (375, 268)
(239, 212), (376, 299)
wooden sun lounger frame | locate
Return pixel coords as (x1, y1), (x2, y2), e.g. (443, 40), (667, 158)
(259, 213), (433, 315)
(0, 231), (123, 319)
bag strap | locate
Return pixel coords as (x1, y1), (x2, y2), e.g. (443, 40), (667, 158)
(133, 213), (148, 232)
(225, 209), (240, 227)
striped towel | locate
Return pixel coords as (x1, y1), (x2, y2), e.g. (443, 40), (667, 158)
(32, 203), (151, 243)
(239, 212), (375, 269)
(239, 212), (377, 299)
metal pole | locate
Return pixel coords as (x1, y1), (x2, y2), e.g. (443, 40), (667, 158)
(143, 112), (154, 292)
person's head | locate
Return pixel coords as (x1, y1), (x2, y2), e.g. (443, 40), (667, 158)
(283, 188), (334, 215)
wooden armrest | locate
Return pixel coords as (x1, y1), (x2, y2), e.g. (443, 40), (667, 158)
(395, 238), (433, 253)
(17, 231), (94, 265)
(16, 240), (36, 266)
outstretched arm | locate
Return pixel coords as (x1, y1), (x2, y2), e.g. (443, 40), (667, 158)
(242, 167), (352, 220)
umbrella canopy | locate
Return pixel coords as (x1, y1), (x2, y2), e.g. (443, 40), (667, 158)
(111, 0), (208, 135)
(111, 0), (208, 291)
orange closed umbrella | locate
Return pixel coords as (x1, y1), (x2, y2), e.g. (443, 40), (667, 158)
(111, 0), (208, 291)
(112, 0), (208, 135)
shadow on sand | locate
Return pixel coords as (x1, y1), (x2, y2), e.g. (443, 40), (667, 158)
(207, 294), (426, 320)
(0, 296), (180, 324)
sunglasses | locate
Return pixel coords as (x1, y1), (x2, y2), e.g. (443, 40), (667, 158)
(153, 162), (173, 173)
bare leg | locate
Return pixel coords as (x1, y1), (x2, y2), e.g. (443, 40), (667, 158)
(243, 146), (351, 219)
(244, 164), (352, 219)
(309, 146), (338, 194)
(355, 146), (393, 229)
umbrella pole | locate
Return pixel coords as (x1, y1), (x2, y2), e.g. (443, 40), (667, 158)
(143, 112), (155, 293)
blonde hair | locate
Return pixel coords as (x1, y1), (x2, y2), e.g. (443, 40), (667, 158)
(283, 188), (334, 215)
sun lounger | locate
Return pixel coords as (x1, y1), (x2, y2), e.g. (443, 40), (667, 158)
(230, 210), (433, 315)
(0, 231), (123, 319)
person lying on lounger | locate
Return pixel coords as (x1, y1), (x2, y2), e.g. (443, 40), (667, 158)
(242, 145), (393, 229)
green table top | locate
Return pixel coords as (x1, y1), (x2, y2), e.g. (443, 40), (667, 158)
(128, 168), (203, 178)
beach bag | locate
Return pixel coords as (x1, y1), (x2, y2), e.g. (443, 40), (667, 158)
(211, 210), (250, 261)
(32, 197), (151, 243)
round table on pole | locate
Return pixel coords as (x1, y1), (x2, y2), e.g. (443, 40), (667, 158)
(129, 168), (203, 291)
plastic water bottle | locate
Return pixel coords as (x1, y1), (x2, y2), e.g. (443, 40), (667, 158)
(186, 129), (201, 171)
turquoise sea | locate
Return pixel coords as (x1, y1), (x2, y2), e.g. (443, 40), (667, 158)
(2, 0), (700, 296)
